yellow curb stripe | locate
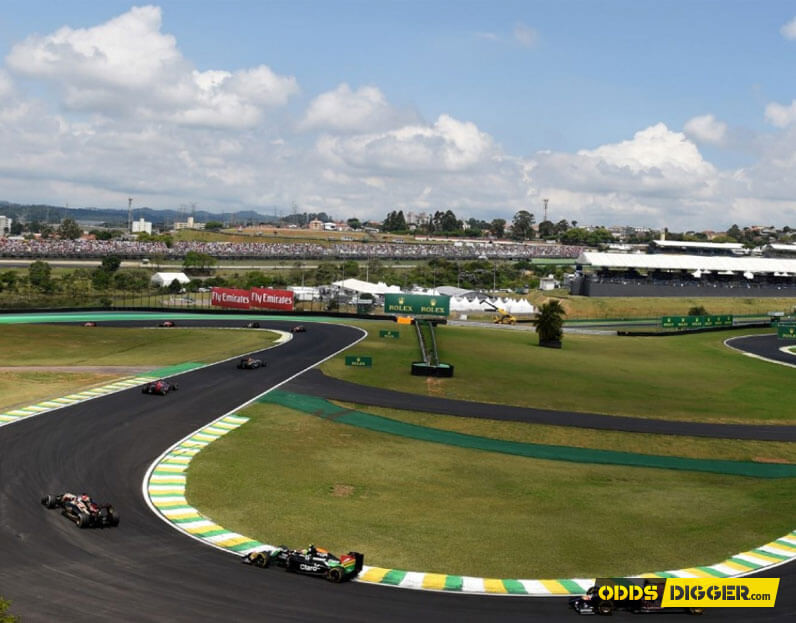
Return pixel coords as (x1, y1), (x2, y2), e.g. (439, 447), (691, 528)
(359, 567), (391, 583)
(185, 523), (225, 535)
(213, 535), (252, 548)
(719, 560), (754, 573)
(740, 550), (782, 564)
(681, 567), (716, 578)
(482, 578), (508, 594)
(421, 573), (448, 590)
(539, 580), (570, 594)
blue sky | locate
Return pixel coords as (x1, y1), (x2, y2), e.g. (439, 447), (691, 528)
(1, 2), (795, 229)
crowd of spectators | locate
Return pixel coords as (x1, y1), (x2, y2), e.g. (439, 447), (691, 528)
(0, 238), (583, 261)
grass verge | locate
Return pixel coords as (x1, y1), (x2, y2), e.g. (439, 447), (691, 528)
(0, 324), (277, 367)
(320, 322), (794, 424)
(0, 371), (120, 412)
(186, 402), (796, 579)
(0, 324), (277, 409)
(333, 402), (796, 464)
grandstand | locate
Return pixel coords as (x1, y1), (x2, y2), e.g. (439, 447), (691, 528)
(648, 239), (747, 256)
(763, 243), (796, 258)
(571, 251), (796, 297)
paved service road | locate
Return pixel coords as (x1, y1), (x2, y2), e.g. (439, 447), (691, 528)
(286, 369), (796, 441)
(727, 333), (796, 367)
(0, 319), (792, 622)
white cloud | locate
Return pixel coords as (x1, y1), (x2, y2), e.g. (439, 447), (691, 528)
(578, 123), (715, 179)
(764, 100), (796, 127)
(684, 114), (727, 144)
(300, 83), (414, 133)
(3, 7), (796, 231)
(513, 23), (538, 47)
(0, 70), (14, 98)
(5, 5), (297, 128)
(781, 17), (796, 39)
(316, 114), (494, 173)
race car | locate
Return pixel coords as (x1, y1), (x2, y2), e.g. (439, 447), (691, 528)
(237, 357), (265, 369)
(291, 325), (306, 333)
(83, 321), (97, 327)
(242, 545), (364, 583)
(569, 578), (703, 616)
(246, 321), (261, 328)
(142, 379), (179, 395)
(41, 492), (120, 528)
(159, 320), (176, 327)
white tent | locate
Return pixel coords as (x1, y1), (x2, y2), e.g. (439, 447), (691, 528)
(151, 272), (190, 287)
(331, 278), (402, 296)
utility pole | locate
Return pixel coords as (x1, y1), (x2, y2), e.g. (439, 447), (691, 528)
(543, 198), (549, 223)
(128, 197), (133, 233)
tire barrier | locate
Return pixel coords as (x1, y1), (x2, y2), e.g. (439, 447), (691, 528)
(410, 362), (454, 377)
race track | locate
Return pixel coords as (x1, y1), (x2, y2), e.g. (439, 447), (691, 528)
(285, 369), (796, 441)
(0, 319), (792, 622)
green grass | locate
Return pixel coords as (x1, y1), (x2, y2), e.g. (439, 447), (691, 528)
(0, 371), (120, 411)
(0, 324), (277, 367)
(527, 292), (796, 319)
(186, 403), (796, 579)
(0, 324), (277, 409)
(320, 322), (794, 424)
(334, 402), (796, 464)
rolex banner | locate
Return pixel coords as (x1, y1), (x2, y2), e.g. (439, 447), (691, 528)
(210, 287), (251, 309)
(384, 293), (450, 317)
(250, 288), (294, 311)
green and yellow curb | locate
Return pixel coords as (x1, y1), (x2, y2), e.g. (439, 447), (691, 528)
(0, 376), (158, 427)
(143, 414), (796, 596)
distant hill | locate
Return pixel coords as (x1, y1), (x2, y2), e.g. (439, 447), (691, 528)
(0, 201), (280, 227)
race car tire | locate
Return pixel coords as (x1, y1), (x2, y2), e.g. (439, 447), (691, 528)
(284, 557), (296, 573)
(251, 553), (269, 568)
(41, 494), (57, 508)
(596, 601), (613, 615)
(172, 384), (179, 391)
(76, 512), (91, 529)
(108, 507), (120, 527)
(326, 567), (345, 583)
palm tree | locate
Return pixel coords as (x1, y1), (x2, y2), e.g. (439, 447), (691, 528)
(533, 300), (566, 348)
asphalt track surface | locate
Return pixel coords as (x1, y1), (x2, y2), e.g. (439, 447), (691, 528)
(0, 319), (792, 622)
(726, 333), (796, 367)
(285, 367), (796, 441)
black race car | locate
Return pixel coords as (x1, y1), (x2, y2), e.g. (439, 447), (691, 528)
(246, 321), (261, 328)
(242, 545), (364, 583)
(569, 578), (703, 616)
(142, 379), (179, 395)
(237, 357), (265, 369)
(291, 325), (306, 333)
(41, 492), (120, 528)
(159, 320), (175, 327)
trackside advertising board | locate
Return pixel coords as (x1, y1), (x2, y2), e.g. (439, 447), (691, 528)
(384, 293), (450, 317)
(250, 288), (294, 311)
(211, 287), (251, 309)
(661, 314), (733, 329)
(211, 287), (294, 310)
(778, 323), (796, 339)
